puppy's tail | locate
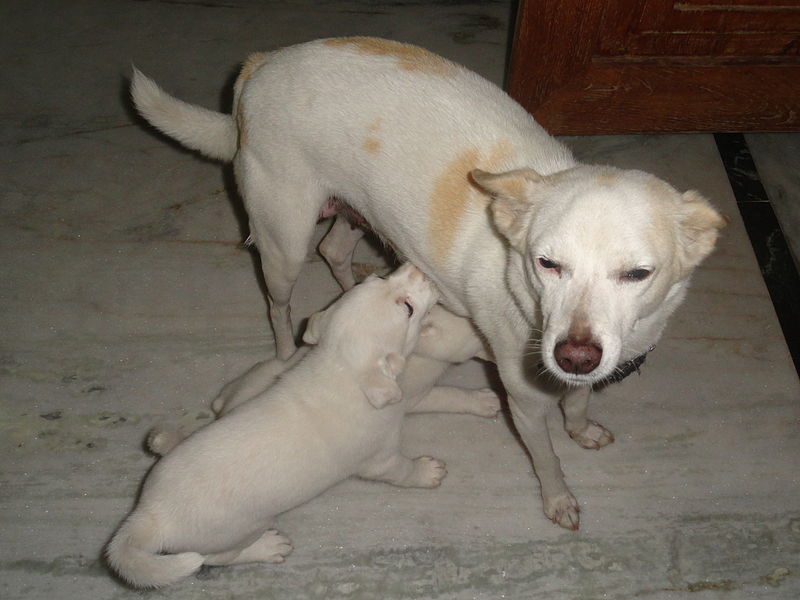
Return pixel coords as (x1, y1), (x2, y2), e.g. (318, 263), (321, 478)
(106, 512), (204, 588)
(130, 67), (237, 162)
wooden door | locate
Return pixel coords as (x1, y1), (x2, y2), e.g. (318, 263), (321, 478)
(507, 0), (800, 134)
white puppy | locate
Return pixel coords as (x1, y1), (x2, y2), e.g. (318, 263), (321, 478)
(130, 37), (726, 529)
(210, 304), (495, 418)
(106, 264), (442, 588)
(148, 304), (500, 457)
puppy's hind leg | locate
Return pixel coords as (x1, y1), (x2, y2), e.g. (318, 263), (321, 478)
(359, 453), (447, 488)
(319, 214), (364, 290)
(561, 386), (614, 450)
(240, 166), (327, 360)
(203, 530), (292, 566)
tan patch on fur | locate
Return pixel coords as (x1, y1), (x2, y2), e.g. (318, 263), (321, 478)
(233, 53), (271, 152)
(595, 172), (619, 187)
(645, 177), (675, 200)
(428, 140), (516, 262)
(363, 137), (381, 154)
(236, 109), (247, 150)
(363, 117), (382, 154)
(325, 37), (457, 77)
(239, 51), (269, 84)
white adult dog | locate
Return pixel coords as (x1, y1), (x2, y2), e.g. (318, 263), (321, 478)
(107, 264), (444, 588)
(130, 37), (726, 529)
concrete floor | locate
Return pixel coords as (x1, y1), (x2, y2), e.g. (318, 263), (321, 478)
(2, 1), (799, 599)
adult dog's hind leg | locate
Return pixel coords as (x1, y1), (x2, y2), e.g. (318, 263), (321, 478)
(561, 386), (614, 450)
(240, 164), (326, 360)
(319, 214), (364, 290)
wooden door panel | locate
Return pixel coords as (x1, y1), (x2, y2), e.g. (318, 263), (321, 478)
(508, 0), (800, 133)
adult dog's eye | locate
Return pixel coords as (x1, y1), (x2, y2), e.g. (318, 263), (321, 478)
(621, 268), (652, 282)
(537, 257), (561, 274)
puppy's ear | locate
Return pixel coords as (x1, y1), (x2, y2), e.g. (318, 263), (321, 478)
(302, 309), (328, 345)
(677, 190), (728, 274)
(361, 353), (405, 409)
(382, 353), (406, 378)
(470, 168), (542, 252)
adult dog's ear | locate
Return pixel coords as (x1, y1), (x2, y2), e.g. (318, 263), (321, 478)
(677, 190), (728, 275)
(361, 353), (405, 409)
(302, 309), (328, 345)
(470, 168), (542, 252)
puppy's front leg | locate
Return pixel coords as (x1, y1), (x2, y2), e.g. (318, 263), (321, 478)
(495, 354), (580, 531)
(409, 386), (501, 418)
(561, 386), (614, 450)
(358, 453), (447, 488)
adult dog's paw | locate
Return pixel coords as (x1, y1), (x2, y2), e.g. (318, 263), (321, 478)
(413, 456), (447, 488)
(568, 420), (614, 450)
(544, 492), (580, 530)
(467, 388), (502, 417)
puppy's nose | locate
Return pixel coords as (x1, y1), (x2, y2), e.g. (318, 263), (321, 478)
(554, 340), (602, 375)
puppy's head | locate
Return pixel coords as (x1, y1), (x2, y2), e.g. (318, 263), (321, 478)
(472, 165), (726, 386)
(304, 263), (439, 407)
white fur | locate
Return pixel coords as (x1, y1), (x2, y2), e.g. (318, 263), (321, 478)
(130, 37), (725, 530)
(107, 264), (445, 588)
(208, 304), (494, 419)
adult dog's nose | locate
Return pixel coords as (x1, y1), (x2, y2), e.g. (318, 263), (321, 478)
(554, 340), (602, 374)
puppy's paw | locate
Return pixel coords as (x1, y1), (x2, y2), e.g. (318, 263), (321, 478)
(257, 530), (293, 564)
(412, 456), (447, 488)
(568, 420), (614, 450)
(466, 388), (502, 418)
(146, 427), (185, 456)
(210, 396), (225, 415)
(543, 492), (580, 531)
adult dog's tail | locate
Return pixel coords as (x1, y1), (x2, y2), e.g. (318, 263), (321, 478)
(106, 512), (204, 588)
(130, 68), (237, 162)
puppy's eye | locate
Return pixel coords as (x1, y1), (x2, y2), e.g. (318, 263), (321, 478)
(621, 268), (652, 282)
(537, 257), (561, 274)
(397, 298), (414, 317)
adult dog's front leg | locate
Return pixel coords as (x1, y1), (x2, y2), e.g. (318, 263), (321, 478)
(561, 386), (614, 450)
(495, 355), (580, 530)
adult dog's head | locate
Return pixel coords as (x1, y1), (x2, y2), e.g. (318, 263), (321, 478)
(472, 165), (726, 386)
